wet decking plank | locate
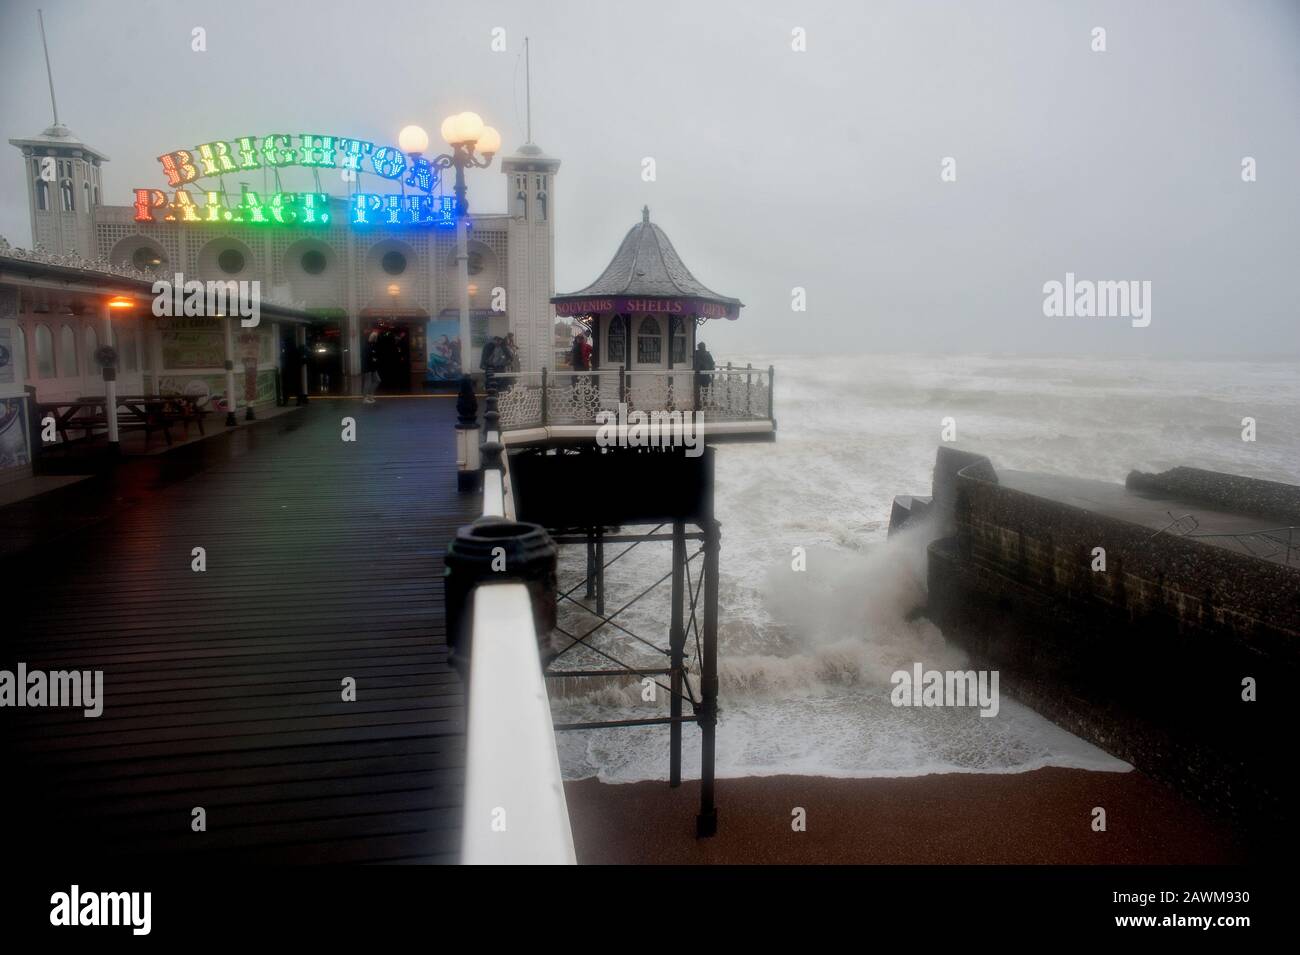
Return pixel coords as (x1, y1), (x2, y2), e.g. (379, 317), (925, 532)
(0, 398), (478, 863)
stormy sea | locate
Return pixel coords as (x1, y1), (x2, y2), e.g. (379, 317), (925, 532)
(551, 353), (1300, 782)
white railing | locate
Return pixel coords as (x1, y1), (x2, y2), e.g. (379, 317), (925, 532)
(490, 364), (775, 431)
(460, 432), (574, 865)
(461, 584), (576, 865)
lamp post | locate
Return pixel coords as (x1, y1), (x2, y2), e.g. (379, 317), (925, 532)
(432, 112), (500, 381)
(104, 295), (133, 450)
(387, 282), (401, 395)
(221, 310), (237, 426)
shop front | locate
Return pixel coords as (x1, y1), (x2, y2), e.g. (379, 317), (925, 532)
(0, 242), (315, 465)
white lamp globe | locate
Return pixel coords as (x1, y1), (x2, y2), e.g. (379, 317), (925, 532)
(457, 112), (485, 144)
(476, 125), (501, 156)
(398, 125), (429, 154)
(439, 114), (460, 145)
(441, 111), (485, 145)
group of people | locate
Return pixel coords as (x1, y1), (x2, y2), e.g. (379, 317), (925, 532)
(361, 326), (410, 403)
(479, 332), (521, 376)
(566, 328), (717, 373)
(361, 322), (717, 401)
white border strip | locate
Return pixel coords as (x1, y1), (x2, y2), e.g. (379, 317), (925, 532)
(460, 436), (572, 864)
(460, 583), (576, 865)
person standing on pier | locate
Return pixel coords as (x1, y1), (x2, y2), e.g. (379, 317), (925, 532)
(694, 340), (716, 389)
(362, 331), (381, 404)
(570, 328), (585, 385)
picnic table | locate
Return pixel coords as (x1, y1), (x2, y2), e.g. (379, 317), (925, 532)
(37, 393), (211, 447)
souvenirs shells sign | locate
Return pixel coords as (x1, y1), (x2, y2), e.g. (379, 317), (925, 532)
(552, 297), (738, 320)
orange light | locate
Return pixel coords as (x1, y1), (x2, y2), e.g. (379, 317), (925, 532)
(107, 296), (134, 310)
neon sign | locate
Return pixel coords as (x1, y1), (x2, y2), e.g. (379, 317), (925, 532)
(133, 132), (457, 228)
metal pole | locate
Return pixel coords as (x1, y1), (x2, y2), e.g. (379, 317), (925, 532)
(669, 519), (686, 787)
(454, 159), (472, 381)
(296, 324), (308, 405)
(595, 525), (605, 618)
(223, 315), (237, 426)
(38, 10), (60, 127)
(697, 512), (719, 836)
(101, 304), (119, 448)
(768, 364), (775, 423)
(585, 529), (596, 600)
(457, 213), (471, 378)
(540, 366), (549, 425)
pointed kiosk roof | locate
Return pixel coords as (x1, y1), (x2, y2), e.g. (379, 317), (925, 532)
(552, 207), (742, 320)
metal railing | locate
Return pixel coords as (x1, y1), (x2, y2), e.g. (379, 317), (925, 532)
(489, 363), (775, 432)
(1187, 525), (1299, 565)
(1150, 511), (1299, 565)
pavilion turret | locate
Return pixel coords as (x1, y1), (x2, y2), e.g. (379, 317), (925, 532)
(551, 208), (742, 377)
(488, 205), (771, 442)
(553, 205), (742, 322)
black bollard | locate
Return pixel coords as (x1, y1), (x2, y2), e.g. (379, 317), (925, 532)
(456, 375), (478, 427)
(479, 439), (504, 472)
(443, 516), (558, 681)
(455, 376), (481, 492)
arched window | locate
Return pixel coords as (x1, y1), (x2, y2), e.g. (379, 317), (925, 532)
(636, 316), (662, 365)
(36, 179), (48, 211)
(60, 179), (75, 212)
(670, 316), (688, 365)
(85, 326), (98, 363)
(83, 181), (91, 210)
(514, 174), (527, 217)
(35, 324), (55, 378)
(60, 326), (78, 376)
(607, 315), (627, 364)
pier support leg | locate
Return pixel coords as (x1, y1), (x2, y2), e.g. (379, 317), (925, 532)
(669, 520), (686, 787)
(595, 526), (605, 618)
(697, 515), (720, 837)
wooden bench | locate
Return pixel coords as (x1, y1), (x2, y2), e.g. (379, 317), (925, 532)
(38, 396), (196, 447)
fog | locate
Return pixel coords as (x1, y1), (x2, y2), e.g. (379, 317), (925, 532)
(3, 0), (1297, 357)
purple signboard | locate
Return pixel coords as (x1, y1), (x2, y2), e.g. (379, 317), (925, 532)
(552, 297), (739, 319)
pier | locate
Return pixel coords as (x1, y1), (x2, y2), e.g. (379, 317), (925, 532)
(1, 399), (477, 863)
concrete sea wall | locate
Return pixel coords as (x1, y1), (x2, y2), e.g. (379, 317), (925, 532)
(921, 448), (1298, 843)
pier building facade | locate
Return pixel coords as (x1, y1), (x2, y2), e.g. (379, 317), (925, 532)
(7, 121), (561, 401)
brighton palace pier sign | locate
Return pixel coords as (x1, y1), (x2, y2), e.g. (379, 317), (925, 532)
(132, 132), (458, 228)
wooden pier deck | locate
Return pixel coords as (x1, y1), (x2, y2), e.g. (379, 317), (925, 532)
(0, 398), (478, 864)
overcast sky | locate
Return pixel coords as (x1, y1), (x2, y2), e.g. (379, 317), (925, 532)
(2, 0), (1297, 358)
